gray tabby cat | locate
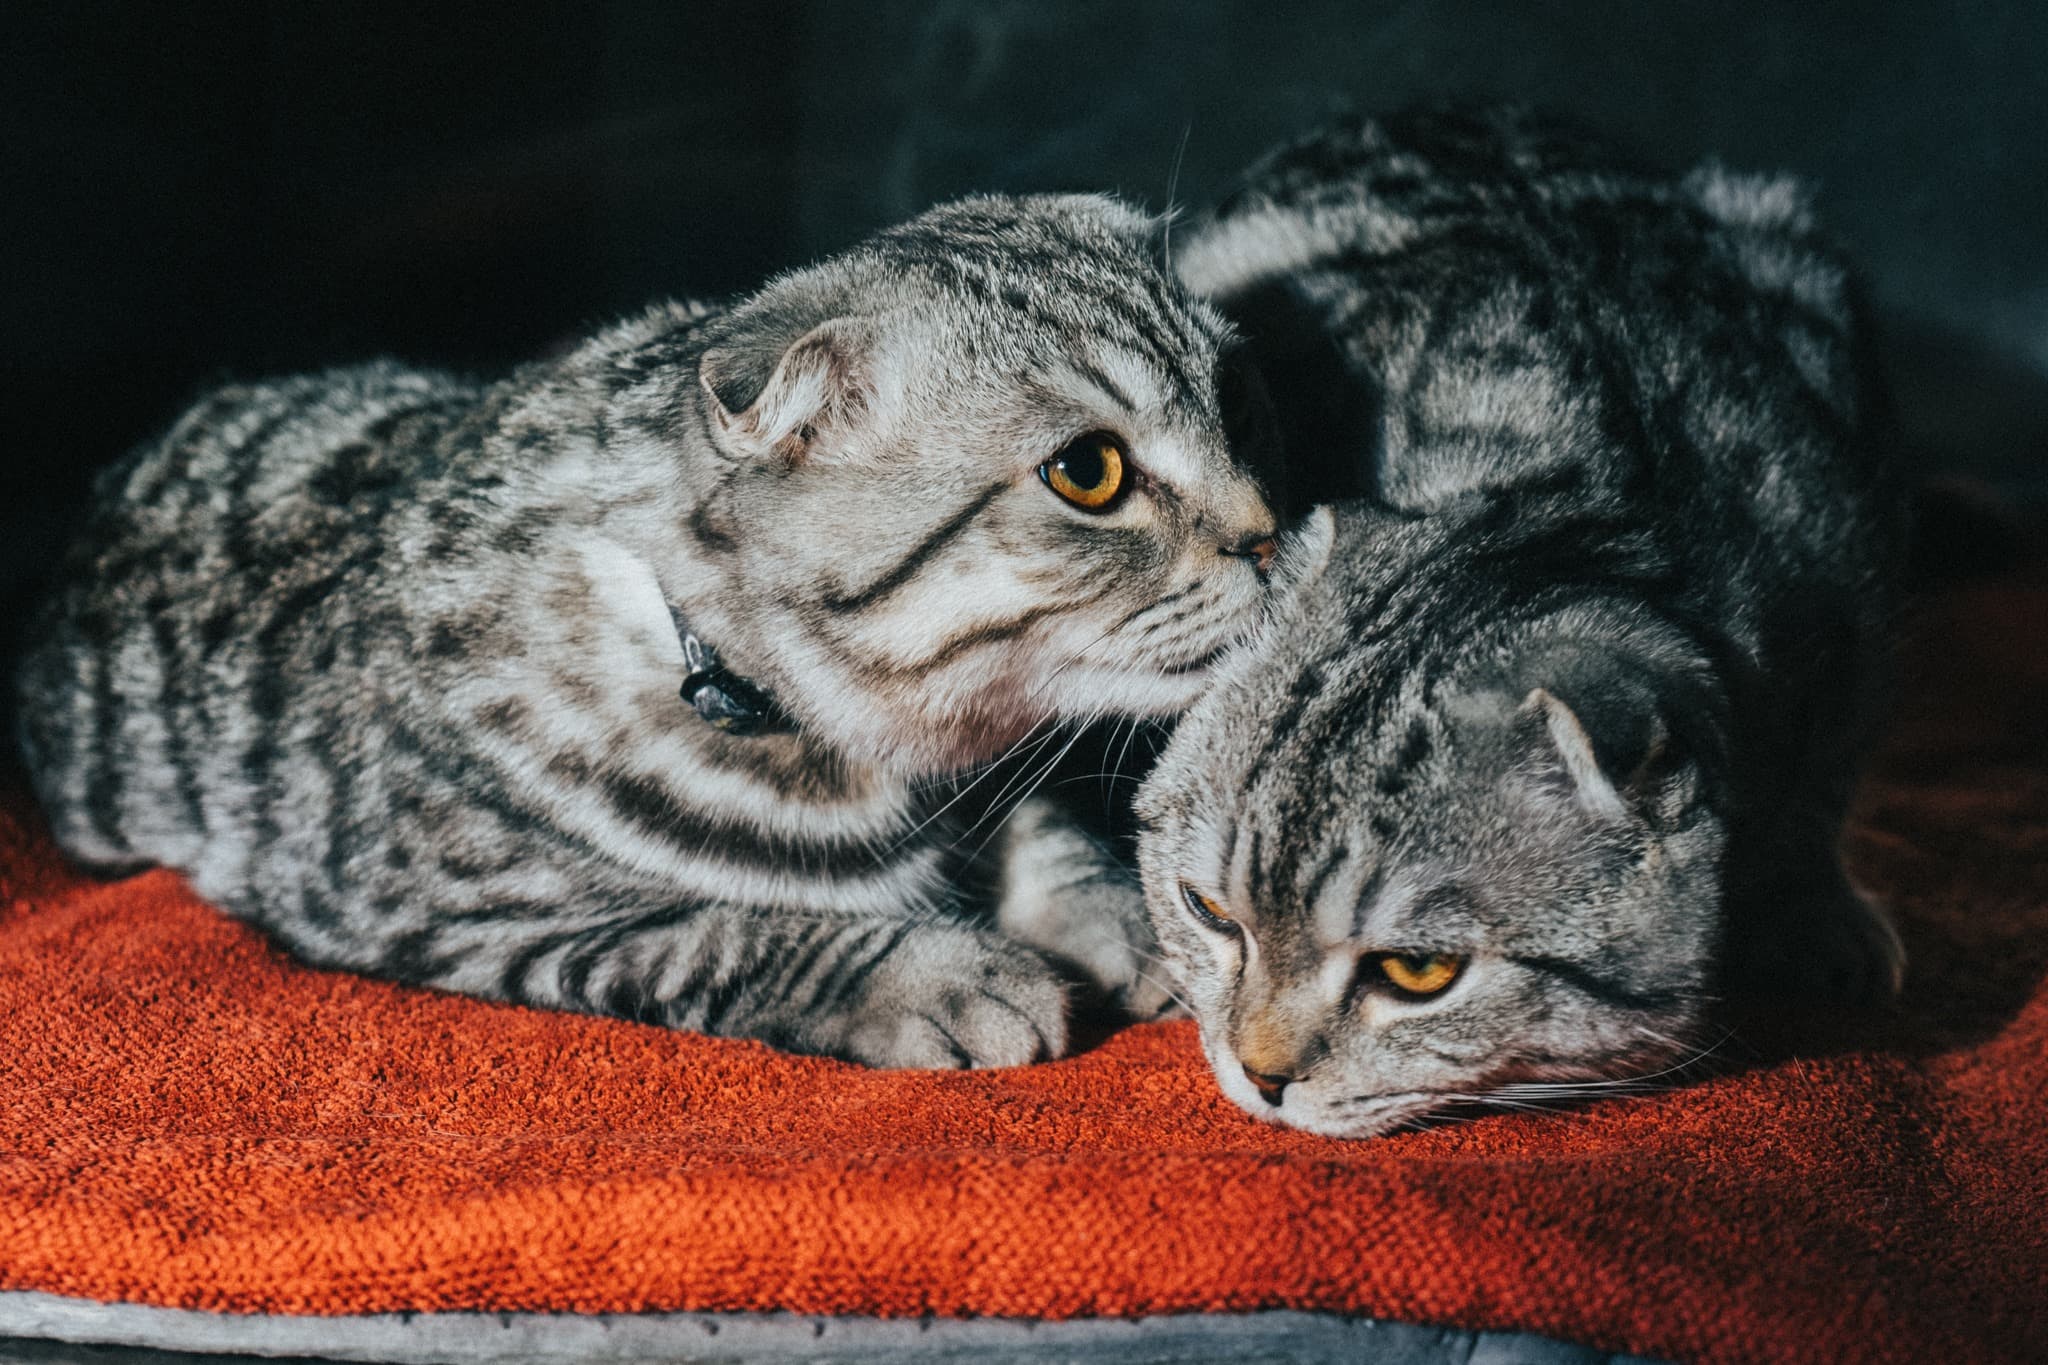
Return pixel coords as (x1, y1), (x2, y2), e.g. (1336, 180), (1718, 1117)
(14, 193), (1281, 1068)
(1134, 108), (1906, 1136)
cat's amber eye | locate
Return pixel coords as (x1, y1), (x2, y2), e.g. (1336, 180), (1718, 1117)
(1039, 431), (1128, 512)
(1374, 952), (1463, 999)
(1179, 881), (1238, 933)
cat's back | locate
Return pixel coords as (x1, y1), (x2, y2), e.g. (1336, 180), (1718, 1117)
(1178, 106), (1628, 296)
(14, 360), (476, 871)
(1186, 109), (1904, 863)
(1184, 106), (1893, 604)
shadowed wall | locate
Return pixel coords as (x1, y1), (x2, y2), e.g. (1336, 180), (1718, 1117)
(6, 1), (2045, 651)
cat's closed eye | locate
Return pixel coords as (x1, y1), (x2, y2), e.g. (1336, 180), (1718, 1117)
(1178, 881), (1238, 933)
(1039, 431), (1130, 512)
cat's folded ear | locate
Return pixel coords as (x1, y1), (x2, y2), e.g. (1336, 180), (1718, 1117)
(1518, 681), (1694, 826)
(698, 312), (879, 463)
(1272, 505), (1338, 590)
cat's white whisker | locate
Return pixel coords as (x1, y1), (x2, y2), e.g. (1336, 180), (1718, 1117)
(946, 722), (1078, 850)
(885, 715), (1064, 855)
(963, 707), (1105, 861)
(1160, 122), (1193, 275)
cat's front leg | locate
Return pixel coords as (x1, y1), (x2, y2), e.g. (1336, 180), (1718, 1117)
(796, 917), (1073, 1068)
(994, 797), (1181, 1020)
(424, 901), (1072, 1069)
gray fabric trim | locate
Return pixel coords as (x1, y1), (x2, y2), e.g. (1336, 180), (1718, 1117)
(0, 1291), (1664, 1365)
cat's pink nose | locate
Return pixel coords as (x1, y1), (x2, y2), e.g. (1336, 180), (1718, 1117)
(1223, 534), (1278, 576)
(1243, 1065), (1293, 1106)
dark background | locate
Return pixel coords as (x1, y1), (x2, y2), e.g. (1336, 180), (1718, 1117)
(8, 1), (2047, 641)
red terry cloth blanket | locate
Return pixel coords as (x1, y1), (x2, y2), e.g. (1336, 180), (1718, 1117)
(1, 581), (2044, 1365)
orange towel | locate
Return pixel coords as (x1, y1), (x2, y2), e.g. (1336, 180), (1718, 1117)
(2, 583), (2045, 1365)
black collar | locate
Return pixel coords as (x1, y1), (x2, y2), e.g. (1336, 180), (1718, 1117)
(668, 606), (791, 737)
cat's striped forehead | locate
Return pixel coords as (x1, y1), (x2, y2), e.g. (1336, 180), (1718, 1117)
(869, 193), (1237, 424)
(1137, 513), (1500, 916)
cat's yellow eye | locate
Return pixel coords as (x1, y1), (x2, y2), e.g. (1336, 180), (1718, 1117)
(1040, 431), (1128, 512)
(1375, 952), (1463, 998)
(1179, 881), (1238, 933)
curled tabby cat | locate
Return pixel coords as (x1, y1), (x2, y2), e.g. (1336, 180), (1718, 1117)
(15, 193), (1280, 1068)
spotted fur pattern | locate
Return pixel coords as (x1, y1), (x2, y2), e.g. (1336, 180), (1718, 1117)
(15, 194), (1279, 1068)
(1139, 108), (1906, 1135)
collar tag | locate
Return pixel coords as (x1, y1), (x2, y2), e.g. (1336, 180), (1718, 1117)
(669, 606), (790, 737)
(680, 667), (780, 735)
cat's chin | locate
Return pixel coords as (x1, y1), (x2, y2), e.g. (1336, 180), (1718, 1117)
(1258, 1094), (1454, 1140)
(796, 655), (1228, 780)
(1213, 1065), (1455, 1139)
(1041, 663), (1222, 722)
(814, 706), (1061, 781)
(1204, 1032), (1465, 1139)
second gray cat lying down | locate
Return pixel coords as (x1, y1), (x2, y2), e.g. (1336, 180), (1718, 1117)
(1131, 107), (1905, 1136)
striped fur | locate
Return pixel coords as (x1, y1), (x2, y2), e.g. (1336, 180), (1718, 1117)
(14, 193), (1278, 1068)
(1138, 108), (1906, 1136)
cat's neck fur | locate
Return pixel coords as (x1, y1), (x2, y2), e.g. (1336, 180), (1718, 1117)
(430, 304), (910, 805)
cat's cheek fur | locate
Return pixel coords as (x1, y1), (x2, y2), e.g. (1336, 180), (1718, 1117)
(713, 450), (1275, 776)
(1136, 854), (1245, 1048)
(818, 563), (1267, 774)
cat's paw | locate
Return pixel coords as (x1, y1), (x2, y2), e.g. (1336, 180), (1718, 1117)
(1029, 922), (1184, 1022)
(995, 797), (1175, 1020)
(833, 927), (1070, 1069)
(1111, 967), (1186, 1022)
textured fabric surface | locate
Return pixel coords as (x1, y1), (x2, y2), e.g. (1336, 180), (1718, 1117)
(1, 584), (2044, 1365)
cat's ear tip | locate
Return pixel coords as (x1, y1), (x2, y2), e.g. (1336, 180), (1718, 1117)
(698, 317), (878, 462)
(1520, 685), (1631, 819)
(697, 339), (765, 419)
(1274, 506), (1338, 586)
(1517, 685), (1568, 721)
